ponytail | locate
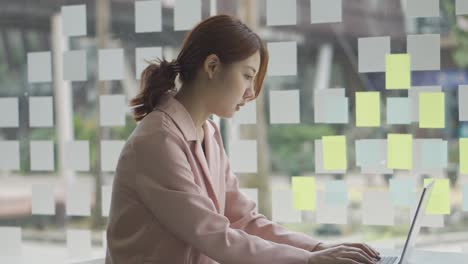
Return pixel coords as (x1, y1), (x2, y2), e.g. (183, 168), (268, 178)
(129, 58), (180, 122)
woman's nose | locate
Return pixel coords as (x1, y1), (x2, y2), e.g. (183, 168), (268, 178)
(244, 86), (255, 101)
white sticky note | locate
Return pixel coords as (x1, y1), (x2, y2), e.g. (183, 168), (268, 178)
(269, 90), (300, 124)
(0, 97), (19, 127)
(409, 86), (441, 122)
(267, 0), (297, 26)
(233, 100), (257, 124)
(315, 92), (349, 124)
(62, 5), (87, 36)
(240, 188), (259, 213)
(358, 36), (391, 73)
(30, 140), (55, 171)
(63, 50), (87, 81)
(459, 85), (468, 121)
(389, 178), (417, 207)
(229, 140), (257, 173)
(412, 139), (446, 174)
(310, 0), (342, 24)
(314, 89), (346, 123)
(267, 41), (297, 76)
(28, 51), (52, 83)
(66, 182), (91, 216)
(135, 0), (162, 33)
(272, 189), (301, 223)
(0, 227), (21, 256)
(420, 139), (448, 170)
(0, 141), (20, 170)
(324, 96), (348, 124)
(174, 0), (202, 31)
(67, 229), (92, 260)
(64, 141), (90, 171)
(29, 96), (54, 127)
(362, 190), (395, 226)
(314, 140), (346, 174)
(316, 191), (347, 224)
(324, 180), (348, 205)
(386, 97), (411, 125)
(406, 0), (439, 18)
(407, 34), (440, 71)
(98, 49), (124, 80)
(135, 47), (162, 79)
(32, 183), (55, 215)
(100, 94), (126, 127)
(101, 140), (125, 171)
(355, 139), (389, 172)
(456, 0), (468, 15)
(102, 185), (112, 217)
(462, 184), (468, 212)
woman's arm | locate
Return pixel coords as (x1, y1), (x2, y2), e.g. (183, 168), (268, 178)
(134, 130), (313, 264)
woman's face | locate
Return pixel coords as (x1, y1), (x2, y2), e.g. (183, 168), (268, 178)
(207, 51), (261, 118)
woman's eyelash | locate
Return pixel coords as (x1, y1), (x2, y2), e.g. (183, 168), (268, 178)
(245, 75), (253, 80)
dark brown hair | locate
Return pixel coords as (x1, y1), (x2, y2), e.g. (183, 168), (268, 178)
(129, 14), (269, 122)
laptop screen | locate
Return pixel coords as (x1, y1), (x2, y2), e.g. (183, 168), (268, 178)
(399, 180), (435, 263)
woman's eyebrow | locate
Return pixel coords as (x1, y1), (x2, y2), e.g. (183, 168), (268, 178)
(246, 65), (257, 73)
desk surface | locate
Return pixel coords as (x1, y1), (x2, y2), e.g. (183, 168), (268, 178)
(378, 248), (467, 264)
(68, 250), (467, 264)
(65, 249), (468, 264)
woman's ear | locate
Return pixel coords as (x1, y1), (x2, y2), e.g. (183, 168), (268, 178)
(204, 54), (220, 79)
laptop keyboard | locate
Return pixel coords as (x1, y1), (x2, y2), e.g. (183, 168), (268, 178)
(377, 256), (398, 264)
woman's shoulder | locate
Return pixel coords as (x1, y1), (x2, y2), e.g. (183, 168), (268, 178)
(128, 110), (185, 149)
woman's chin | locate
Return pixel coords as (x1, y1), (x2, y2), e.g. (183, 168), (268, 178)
(214, 109), (235, 119)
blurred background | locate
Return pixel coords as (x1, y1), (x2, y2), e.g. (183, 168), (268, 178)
(0, 0), (468, 263)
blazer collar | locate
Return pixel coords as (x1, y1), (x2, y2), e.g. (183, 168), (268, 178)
(154, 92), (215, 142)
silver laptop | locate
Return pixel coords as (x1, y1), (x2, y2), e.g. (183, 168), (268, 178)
(376, 180), (435, 264)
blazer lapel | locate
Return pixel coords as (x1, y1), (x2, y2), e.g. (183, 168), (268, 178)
(194, 131), (221, 213)
(155, 94), (221, 213)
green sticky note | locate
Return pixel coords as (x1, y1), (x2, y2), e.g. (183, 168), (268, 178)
(292, 176), (316, 210)
(424, 178), (450, 215)
(322, 136), (347, 170)
(355, 91), (381, 127)
(386, 54), (411, 90)
(419, 92), (445, 128)
(387, 134), (412, 169)
(460, 138), (468, 174)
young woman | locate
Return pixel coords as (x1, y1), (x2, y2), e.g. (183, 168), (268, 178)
(105, 14), (381, 264)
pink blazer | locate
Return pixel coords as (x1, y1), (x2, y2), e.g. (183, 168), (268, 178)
(105, 94), (320, 264)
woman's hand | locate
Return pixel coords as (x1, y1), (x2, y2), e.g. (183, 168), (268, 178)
(314, 242), (381, 259)
(308, 244), (381, 264)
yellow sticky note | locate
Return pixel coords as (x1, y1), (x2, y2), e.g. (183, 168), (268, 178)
(424, 178), (450, 215)
(387, 134), (412, 169)
(419, 92), (445, 128)
(322, 135), (347, 170)
(460, 138), (468, 174)
(355, 91), (381, 127)
(292, 176), (315, 210)
(386, 54), (411, 90)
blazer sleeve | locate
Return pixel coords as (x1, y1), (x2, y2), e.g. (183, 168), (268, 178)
(221, 142), (322, 252)
(133, 130), (312, 264)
